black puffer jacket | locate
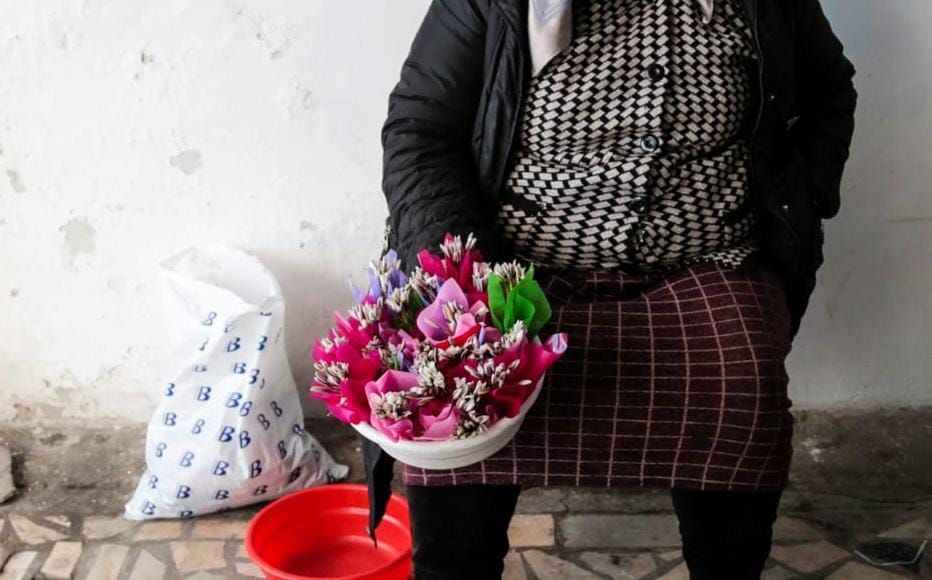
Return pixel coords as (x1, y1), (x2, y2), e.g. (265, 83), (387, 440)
(382, 0), (857, 339)
(367, 0), (857, 538)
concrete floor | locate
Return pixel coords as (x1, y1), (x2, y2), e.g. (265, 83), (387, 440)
(0, 418), (930, 579)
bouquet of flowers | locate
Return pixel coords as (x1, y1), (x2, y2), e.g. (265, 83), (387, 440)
(309, 233), (567, 464)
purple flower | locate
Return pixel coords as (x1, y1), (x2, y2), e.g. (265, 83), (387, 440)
(478, 324), (502, 346)
(349, 249), (409, 304)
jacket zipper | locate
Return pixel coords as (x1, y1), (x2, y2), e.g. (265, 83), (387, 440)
(748, 4), (764, 171)
(497, 48), (527, 198)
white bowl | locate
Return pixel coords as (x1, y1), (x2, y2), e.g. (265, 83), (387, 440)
(351, 374), (545, 470)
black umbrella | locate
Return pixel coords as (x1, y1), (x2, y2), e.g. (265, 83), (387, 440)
(362, 436), (396, 548)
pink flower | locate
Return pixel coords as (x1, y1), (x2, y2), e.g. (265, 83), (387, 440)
(416, 399), (460, 441)
(417, 233), (485, 295)
(318, 379), (369, 424)
(416, 250), (449, 281)
(378, 325), (419, 370)
(489, 333), (569, 419)
(488, 384), (528, 419)
(511, 333), (569, 385)
(333, 311), (377, 351)
(365, 370), (419, 442)
(416, 278), (489, 348)
(310, 342), (382, 425)
(445, 312), (482, 348)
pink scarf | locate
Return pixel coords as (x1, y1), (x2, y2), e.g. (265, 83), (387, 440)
(529, 0), (716, 76)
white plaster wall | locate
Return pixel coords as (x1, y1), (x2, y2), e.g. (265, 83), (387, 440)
(0, 0), (432, 421)
(0, 0), (928, 423)
(789, 0), (932, 407)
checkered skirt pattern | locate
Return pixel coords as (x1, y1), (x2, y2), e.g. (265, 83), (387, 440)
(402, 260), (796, 490)
(497, 0), (761, 272)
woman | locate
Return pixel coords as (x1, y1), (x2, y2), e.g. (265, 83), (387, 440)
(372, 0), (857, 578)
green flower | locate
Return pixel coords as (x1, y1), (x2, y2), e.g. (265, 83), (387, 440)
(487, 266), (552, 337)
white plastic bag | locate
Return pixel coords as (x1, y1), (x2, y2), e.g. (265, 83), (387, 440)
(125, 244), (348, 520)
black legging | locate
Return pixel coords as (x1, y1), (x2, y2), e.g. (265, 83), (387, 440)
(406, 484), (782, 580)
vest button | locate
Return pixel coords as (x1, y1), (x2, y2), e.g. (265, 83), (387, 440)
(630, 197), (647, 213)
(639, 135), (661, 153)
(648, 64), (667, 82)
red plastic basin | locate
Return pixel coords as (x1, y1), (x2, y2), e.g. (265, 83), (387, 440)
(244, 483), (412, 580)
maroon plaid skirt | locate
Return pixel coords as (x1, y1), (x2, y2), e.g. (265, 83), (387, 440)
(402, 259), (796, 491)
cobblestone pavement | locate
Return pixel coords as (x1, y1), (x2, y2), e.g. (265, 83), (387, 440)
(0, 488), (930, 579)
(1, 422), (930, 579)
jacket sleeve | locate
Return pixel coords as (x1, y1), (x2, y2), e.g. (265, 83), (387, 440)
(793, 0), (858, 220)
(381, 0), (501, 271)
